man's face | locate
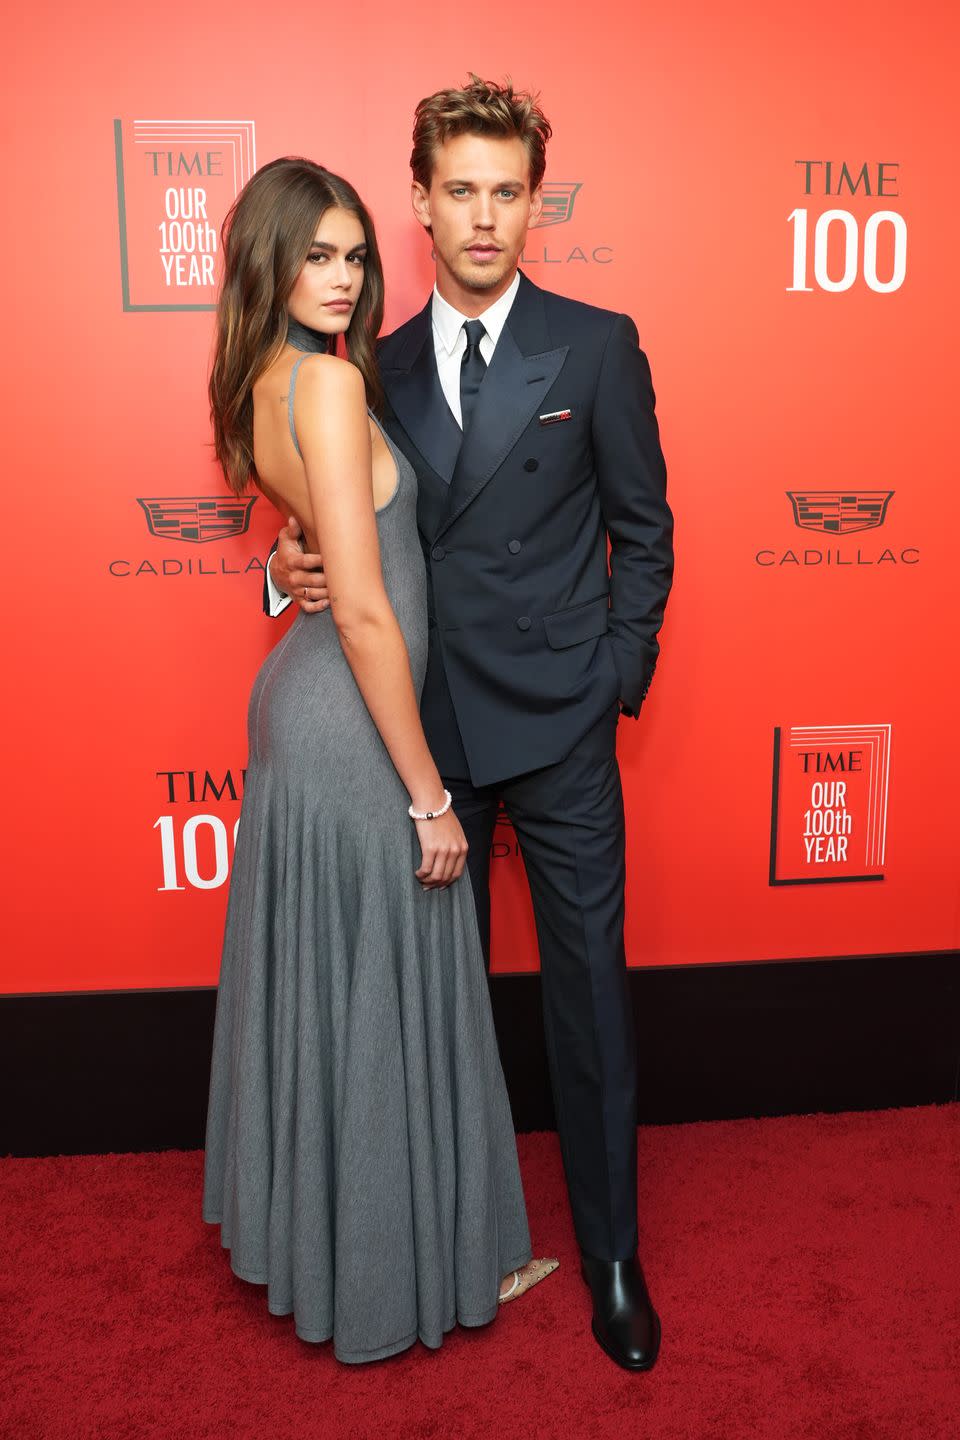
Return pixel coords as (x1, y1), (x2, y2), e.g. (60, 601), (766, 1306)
(412, 133), (543, 306)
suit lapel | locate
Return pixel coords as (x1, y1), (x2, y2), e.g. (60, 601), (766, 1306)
(380, 300), (462, 485)
(440, 274), (568, 537)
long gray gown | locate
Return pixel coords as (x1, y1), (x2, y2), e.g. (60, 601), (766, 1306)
(202, 372), (531, 1363)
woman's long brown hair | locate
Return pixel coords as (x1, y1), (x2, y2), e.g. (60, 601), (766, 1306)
(209, 158), (385, 494)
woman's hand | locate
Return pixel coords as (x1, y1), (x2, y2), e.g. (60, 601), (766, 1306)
(414, 809), (469, 889)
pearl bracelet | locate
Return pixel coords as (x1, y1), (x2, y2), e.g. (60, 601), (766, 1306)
(408, 789), (453, 821)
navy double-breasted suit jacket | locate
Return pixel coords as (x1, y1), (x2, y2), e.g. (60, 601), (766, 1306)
(377, 271), (674, 788)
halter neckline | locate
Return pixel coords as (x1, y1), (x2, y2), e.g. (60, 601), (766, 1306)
(286, 316), (329, 354)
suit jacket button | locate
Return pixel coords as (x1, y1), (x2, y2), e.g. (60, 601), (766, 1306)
(523, 459), (539, 473)
(431, 545), (445, 561)
(508, 540), (522, 554)
(516, 616), (531, 631)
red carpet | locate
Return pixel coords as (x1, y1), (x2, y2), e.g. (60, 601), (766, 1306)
(3, 1105), (958, 1440)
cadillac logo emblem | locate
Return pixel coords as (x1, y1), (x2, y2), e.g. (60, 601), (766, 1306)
(786, 491), (894, 535)
(137, 496), (258, 543)
(531, 182), (582, 229)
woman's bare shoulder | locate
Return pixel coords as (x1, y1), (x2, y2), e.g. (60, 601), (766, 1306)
(294, 354), (369, 461)
(295, 352), (365, 402)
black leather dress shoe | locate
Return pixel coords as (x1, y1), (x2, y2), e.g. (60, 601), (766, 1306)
(580, 1252), (661, 1371)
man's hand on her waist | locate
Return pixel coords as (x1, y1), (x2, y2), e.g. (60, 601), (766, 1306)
(270, 516), (329, 613)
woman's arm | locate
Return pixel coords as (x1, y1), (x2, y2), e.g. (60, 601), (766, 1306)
(294, 355), (466, 887)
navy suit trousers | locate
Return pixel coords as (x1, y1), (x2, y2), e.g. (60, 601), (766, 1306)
(445, 703), (639, 1261)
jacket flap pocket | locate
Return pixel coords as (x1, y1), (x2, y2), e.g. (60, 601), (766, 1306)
(543, 596), (609, 650)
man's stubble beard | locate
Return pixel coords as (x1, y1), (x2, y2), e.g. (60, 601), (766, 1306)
(449, 253), (520, 293)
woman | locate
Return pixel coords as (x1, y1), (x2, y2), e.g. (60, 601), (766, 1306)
(202, 157), (556, 1363)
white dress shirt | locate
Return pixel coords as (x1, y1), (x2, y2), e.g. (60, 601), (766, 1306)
(430, 270), (520, 427)
(266, 272), (522, 615)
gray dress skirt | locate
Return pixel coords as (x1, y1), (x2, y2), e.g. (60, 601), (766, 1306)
(202, 400), (531, 1364)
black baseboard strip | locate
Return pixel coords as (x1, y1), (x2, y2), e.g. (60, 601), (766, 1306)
(2, 952), (957, 1156)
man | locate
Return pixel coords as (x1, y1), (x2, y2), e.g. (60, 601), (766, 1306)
(267, 76), (674, 1370)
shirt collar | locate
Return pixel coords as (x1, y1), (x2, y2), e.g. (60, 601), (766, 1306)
(431, 270), (521, 355)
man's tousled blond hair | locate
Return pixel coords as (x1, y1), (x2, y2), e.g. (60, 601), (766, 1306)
(411, 74), (552, 193)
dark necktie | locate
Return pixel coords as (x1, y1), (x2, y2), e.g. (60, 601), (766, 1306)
(459, 320), (487, 434)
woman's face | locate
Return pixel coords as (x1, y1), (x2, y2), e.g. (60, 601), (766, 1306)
(287, 206), (367, 336)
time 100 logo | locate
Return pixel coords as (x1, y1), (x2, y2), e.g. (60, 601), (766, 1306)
(152, 768), (243, 890)
(154, 814), (238, 890)
(787, 160), (907, 294)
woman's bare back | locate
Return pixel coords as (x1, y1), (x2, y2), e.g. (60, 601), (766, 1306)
(252, 350), (397, 547)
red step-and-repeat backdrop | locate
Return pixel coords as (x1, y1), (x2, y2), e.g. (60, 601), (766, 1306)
(3, 0), (958, 993)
